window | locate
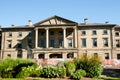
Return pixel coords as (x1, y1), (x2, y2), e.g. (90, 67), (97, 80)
(41, 31), (45, 36)
(8, 40), (12, 48)
(59, 39), (63, 47)
(50, 31), (54, 35)
(28, 32), (32, 37)
(18, 31), (22, 37)
(50, 40), (54, 47)
(59, 31), (63, 35)
(116, 40), (120, 47)
(81, 31), (86, 35)
(68, 39), (72, 47)
(103, 29), (108, 35)
(17, 50), (22, 58)
(92, 30), (97, 35)
(92, 38), (97, 47)
(115, 32), (119, 36)
(67, 53), (74, 58)
(41, 40), (45, 47)
(68, 31), (72, 35)
(117, 54), (120, 59)
(17, 40), (22, 48)
(8, 32), (12, 37)
(27, 39), (32, 48)
(82, 38), (86, 47)
(105, 53), (109, 59)
(103, 38), (108, 47)
(38, 54), (44, 59)
(7, 54), (11, 57)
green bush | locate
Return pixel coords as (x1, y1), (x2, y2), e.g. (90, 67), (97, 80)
(57, 66), (66, 77)
(64, 61), (76, 76)
(75, 54), (103, 78)
(72, 69), (86, 79)
(16, 65), (41, 78)
(0, 58), (37, 78)
(41, 65), (58, 78)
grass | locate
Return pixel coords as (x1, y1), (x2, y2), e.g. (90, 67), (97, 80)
(100, 75), (120, 80)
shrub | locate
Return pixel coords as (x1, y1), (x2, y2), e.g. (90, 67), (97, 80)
(75, 54), (103, 78)
(0, 58), (37, 78)
(16, 65), (41, 78)
(72, 69), (86, 80)
(41, 65), (58, 78)
(57, 66), (66, 77)
(64, 61), (76, 76)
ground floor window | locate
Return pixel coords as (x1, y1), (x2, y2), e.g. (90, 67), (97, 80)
(105, 53), (109, 59)
(117, 54), (120, 59)
(38, 53), (45, 59)
(7, 54), (11, 57)
(67, 53), (74, 58)
(49, 53), (62, 58)
(17, 50), (22, 58)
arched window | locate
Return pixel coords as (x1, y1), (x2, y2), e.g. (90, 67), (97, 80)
(67, 53), (74, 58)
(49, 53), (62, 58)
(38, 54), (45, 59)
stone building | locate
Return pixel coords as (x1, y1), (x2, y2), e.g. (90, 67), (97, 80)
(0, 16), (120, 60)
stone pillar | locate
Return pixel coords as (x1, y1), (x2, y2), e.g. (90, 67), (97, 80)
(63, 28), (66, 48)
(74, 27), (77, 48)
(45, 53), (49, 59)
(45, 28), (49, 48)
(35, 28), (38, 48)
(63, 52), (67, 60)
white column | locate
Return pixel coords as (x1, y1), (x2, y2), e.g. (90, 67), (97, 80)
(74, 27), (77, 48)
(63, 28), (66, 48)
(45, 28), (49, 48)
(35, 28), (38, 48)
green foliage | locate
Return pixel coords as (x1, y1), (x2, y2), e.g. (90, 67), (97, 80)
(0, 58), (37, 78)
(41, 65), (66, 78)
(16, 65), (41, 78)
(75, 54), (103, 78)
(72, 69), (86, 79)
(64, 61), (76, 76)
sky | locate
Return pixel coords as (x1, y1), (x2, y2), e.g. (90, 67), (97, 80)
(0, 0), (120, 27)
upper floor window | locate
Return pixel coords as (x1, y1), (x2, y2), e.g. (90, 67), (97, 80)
(41, 31), (45, 36)
(103, 38), (108, 47)
(18, 31), (22, 37)
(59, 39), (63, 47)
(59, 31), (63, 35)
(27, 39), (32, 48)
(8, 32), (12, 37)
(68, 39), (72, 47)
(81, 31), (86, 35)
(50, 40), (54, 47)
(115, 32), (119, 36)
(105, 53), (109, 59)
(68, 31), (72, 35)
(28, 32), (32, 37)
(17, 40), (22, 48)
(8, 40), (12, 48)
(116, 40), (120, 47)
(103, 29), (108, 35)
(92, 38), (97, 47)
(50, 31), (54, 35)
(92, 30), (97, 35)
(41, 40), (45, 48)
(82, 38), (86, 47)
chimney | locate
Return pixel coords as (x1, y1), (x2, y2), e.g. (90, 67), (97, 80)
(84, 18), (88, 25)
(28, 20), (33, 27)
(105, 21), (109, 24)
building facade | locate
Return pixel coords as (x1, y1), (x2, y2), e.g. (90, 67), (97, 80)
(0, 16), (120, 60)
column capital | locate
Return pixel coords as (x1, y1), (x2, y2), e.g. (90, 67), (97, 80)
(62, 27), (66, 30)
(34, 27), (38, 30)
(45, 28), (49, 30)
(73, 26), (77, 29)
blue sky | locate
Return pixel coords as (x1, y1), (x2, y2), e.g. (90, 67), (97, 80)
(0, 0), (120, 27)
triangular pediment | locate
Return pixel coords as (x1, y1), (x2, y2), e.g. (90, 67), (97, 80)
(34, 15), (77, 26)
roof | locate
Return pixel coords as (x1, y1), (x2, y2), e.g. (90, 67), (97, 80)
(34, 15), (78, 26)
